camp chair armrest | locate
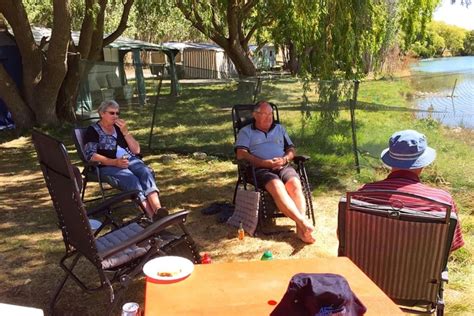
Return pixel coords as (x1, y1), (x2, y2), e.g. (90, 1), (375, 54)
(98, 210), (189, 259)
(83, 161), (100, 177)
(234, 158), (252, 168)
(85, 160), (101, 167)
(234, 157), (309, 166)
(87, 190), (141, 217)
(293, 155), (310, 163)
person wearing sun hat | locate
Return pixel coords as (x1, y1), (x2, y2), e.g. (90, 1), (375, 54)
(357, 129), (464, 252)
(380, 129), (436, 169)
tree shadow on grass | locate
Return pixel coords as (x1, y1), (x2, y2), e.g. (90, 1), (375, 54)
(0, 84), (420, 314)
(0, 138), (291, 314)
(2, 78), (471, 314)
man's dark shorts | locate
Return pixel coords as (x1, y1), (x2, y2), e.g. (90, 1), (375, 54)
(248, 165), (299, 188)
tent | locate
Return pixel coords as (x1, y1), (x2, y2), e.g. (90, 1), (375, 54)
(27, 27), (180, 112)
(0, 30), (21, 130)
(106, 37), (180, 102)
(162, 42), (238, 79)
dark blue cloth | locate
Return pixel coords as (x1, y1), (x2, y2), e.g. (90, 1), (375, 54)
(271, 273), (367, 316)
(0, 31), (22, 128)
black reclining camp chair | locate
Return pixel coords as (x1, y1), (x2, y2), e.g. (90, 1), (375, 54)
(32, 130), (201, 314)
(337, 190), (457, 315)
(72, 127), (154, 203)
(232, 103), (315, 234)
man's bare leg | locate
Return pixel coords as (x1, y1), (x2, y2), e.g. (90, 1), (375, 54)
(284, 177), (314, 242)
(285, 177), (306, 215)
(265, 179), (315, 243)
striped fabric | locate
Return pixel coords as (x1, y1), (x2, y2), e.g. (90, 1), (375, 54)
(96, 223), (150, 269)
(345, 210), (447, 303)
(228, 189), (260, 236)
(358, 170), (464, 252)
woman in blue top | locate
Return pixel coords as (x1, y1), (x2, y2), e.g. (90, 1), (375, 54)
(84, 100), (165, 220)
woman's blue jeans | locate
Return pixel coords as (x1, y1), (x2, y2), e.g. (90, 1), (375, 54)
(99, 157), (158, 202)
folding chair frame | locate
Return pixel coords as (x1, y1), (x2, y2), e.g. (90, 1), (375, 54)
(72, 126), (117, 203)
(337, 190), (457, 316)
(231, 103), (315, 234)
(72, 126), (155, 207)
(32, 129), (201, 315)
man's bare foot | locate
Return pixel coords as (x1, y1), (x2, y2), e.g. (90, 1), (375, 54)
(296, 221), (315, 244)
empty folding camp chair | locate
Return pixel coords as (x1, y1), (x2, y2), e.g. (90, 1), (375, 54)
(106, 73), (133, 102)
(231, 103), (315, 234)
(32, 130), (201, 314)
(89, 77), (115, 104)
(338, 190), (457, 315)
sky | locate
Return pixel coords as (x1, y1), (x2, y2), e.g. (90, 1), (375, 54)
(433, 0), (474, 30)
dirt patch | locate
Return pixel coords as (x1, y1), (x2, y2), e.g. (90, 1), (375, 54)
(0, 136), (343, 314)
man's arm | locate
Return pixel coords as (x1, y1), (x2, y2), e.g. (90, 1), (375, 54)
(236, 148), (269, 168)
(283, 147), (296, 164)
(235, 125), (290, 169)
(268, 147), (295, 168)
(235, 127), (272, 168)
(282, 125), (296, 164)
(236, 148), (289, 170)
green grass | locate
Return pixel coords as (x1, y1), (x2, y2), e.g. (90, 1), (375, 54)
(121, 77), (473, 314)
(0, 76), (472, 315)
(149, 77), (473, 314)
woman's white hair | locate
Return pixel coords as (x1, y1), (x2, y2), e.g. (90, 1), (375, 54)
(97, 100), (119, 113)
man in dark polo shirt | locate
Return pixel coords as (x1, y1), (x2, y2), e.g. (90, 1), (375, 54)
(235, 101), (315, 243)
(357, 129), (464, 252)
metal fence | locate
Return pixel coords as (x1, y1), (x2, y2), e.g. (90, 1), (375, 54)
(75, 60), (472, 177)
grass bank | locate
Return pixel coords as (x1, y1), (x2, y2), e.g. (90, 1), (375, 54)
(0, 77), (472, 315)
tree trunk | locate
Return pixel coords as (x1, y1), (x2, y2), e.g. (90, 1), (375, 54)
(0, 64), (35, 130)
(287, 42), (299, 75)
(0, 1), (133, 130)
(362, 51), (373, 74)
(226, 45), (256, 77)
(56, 53), (82, 122)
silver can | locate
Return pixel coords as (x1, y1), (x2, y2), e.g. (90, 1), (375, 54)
(121, 302), (140, 316)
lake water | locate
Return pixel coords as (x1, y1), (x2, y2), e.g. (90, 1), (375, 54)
(410, 56), (474, 128)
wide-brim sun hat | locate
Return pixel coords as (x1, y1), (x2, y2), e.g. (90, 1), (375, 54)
(381, 129), (436, 169)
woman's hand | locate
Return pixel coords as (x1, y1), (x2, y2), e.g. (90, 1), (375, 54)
(114, 156), (129, 168)
(115, 118), (129, 135)
(115, 118), (140, 154)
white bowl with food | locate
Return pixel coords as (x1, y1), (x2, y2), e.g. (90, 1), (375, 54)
(143, 256), (194, 284)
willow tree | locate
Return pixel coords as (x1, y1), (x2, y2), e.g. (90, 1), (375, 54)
(269, 0), (440, 79)
(175, 0), (274, 76)
(0, 0), (134, 130)
(133, 0), (207, 43)
(265, 0), (441, 132)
